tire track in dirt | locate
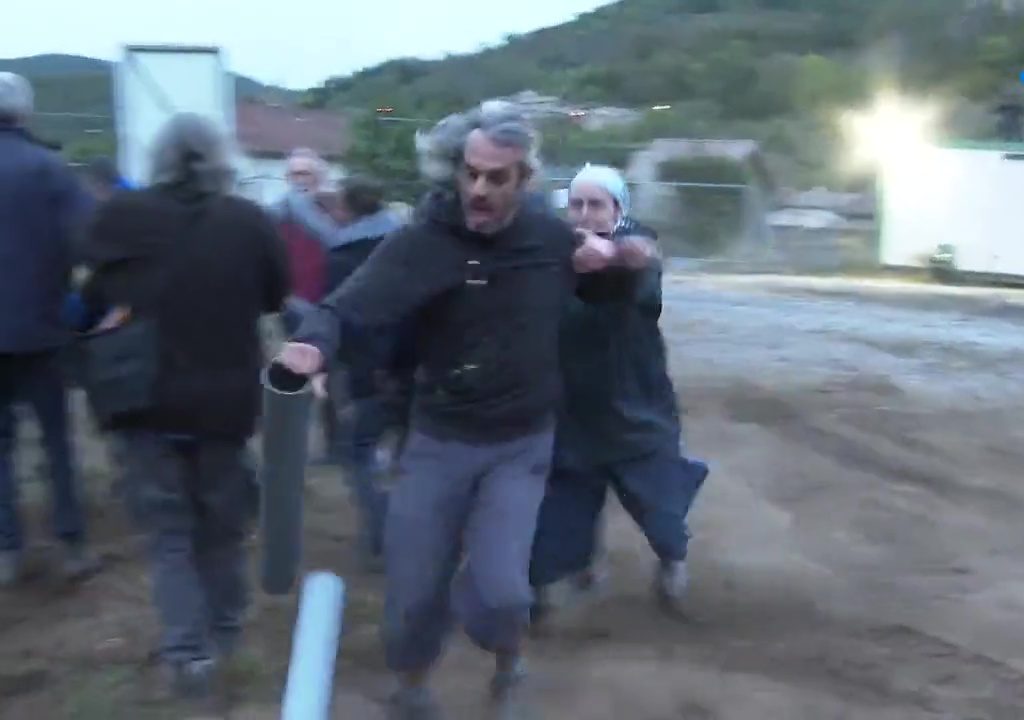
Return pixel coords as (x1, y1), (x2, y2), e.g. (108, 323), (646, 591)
(717, 380), (1018, 512)
(531, 581), (1024, 719)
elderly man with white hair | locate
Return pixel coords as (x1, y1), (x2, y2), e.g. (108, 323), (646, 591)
(271, 147), (331, 322)
(277, 101), (644, 719)
(0, 72), (97, 587)
(268, 148), (343, 463)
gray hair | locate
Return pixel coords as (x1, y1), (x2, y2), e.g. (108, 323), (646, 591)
(0, 72), (33, 123)
(414, 100), (542, 185)
(287, 146), (328, 180)
(149, 113), (236, 194)
(288, 146), (322, 163)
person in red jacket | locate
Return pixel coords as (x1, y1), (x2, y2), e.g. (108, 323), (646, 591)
(268, 149), (342, 462)
(271, 148), (330, 322)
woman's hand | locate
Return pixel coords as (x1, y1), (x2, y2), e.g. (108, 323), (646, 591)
(572, 229), (618, 273)
(616, 235), (659, 270)
(276, 342), (324, 376)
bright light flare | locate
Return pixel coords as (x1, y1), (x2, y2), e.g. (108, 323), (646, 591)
(840, 92), (940, 173)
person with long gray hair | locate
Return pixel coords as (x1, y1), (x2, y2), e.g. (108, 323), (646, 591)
(0, 72), (98, 588)
(277, 101), (649, 719)
(81, 112), (289, 701)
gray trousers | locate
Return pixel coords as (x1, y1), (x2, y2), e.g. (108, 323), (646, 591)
(383, 425), (554, 673)
(117, 432), (258, 664)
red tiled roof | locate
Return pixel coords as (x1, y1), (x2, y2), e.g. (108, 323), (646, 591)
(235, 101), (349, 160)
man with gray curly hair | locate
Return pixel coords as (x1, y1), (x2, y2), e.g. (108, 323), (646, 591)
(278, 101), (645, 719)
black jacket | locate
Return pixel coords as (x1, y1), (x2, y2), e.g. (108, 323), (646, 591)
(554, 219), (681, 467)
(321, 210), (411, 398)
(83, 184), (289, 440)
(295, 190), (630, 443)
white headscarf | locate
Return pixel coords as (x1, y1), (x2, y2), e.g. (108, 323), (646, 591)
(569, 164), (631, 230)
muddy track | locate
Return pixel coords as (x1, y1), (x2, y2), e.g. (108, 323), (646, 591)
(717, 381), (1017, 512)
(3, 277), (1024, 719)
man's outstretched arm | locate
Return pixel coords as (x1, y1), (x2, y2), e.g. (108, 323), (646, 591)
(279, 226), (457, 375)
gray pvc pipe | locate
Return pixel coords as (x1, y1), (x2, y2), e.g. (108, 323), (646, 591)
(281, 571), (346, 720)
(260, 362), (314, 595)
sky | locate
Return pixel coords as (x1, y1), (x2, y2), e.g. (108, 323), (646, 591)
(4, 0), (614, 89)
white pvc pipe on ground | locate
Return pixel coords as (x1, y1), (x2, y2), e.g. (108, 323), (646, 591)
(281, 572), (346, 720)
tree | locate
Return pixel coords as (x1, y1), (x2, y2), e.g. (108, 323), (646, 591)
(344, 110), (423, 201)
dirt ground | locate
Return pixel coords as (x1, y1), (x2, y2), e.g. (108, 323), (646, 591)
(2, 273), (1024, 720)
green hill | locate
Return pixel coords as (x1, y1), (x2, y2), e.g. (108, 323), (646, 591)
(5, 1), (1024, 185)
(308, 0), (1024, 187)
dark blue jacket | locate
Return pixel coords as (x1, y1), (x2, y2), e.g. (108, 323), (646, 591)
(555, 219), (681, 467)
(0, 124), (93, 353)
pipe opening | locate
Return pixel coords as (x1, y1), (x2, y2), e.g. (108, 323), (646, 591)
(265, 362), (311, 395)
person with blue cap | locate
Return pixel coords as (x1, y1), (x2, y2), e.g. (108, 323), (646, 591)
(529, 164), (709, 620)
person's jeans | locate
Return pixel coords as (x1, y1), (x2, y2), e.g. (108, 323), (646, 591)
(0, 351), (85, 552)
(116, 431), (258, 663)
(384, 426), (554, 671)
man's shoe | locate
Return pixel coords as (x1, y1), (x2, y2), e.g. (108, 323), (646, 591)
(162, 657), (217, 700)
(654, 559), (688, 612)
(489, 659), (533, 720)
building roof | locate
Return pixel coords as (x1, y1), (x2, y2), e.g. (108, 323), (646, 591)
(235, 101), (349, 160)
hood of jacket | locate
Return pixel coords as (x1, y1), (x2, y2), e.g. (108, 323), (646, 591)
(414, 188), (553, 245)
(331, 207), (405, 247)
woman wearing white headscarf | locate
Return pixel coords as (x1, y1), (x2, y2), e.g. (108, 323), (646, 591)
(529, 165), (708, 619)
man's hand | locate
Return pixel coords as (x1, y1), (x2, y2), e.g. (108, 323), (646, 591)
(95, 306), (131, 332)
(277, 342), (324, 376)
(572, 229), (618, 273)
(616, 235), (658, 270)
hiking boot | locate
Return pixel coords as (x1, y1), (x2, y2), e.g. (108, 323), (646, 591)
(489, 660), (532, 720)
(0, 550), (23, 588)
(62, 544), (101, 582)
(164, 657), (217, 700)
(654, 559), (688, 611)
(154, 655), (219, 700)
(388, 686), (444, 720)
